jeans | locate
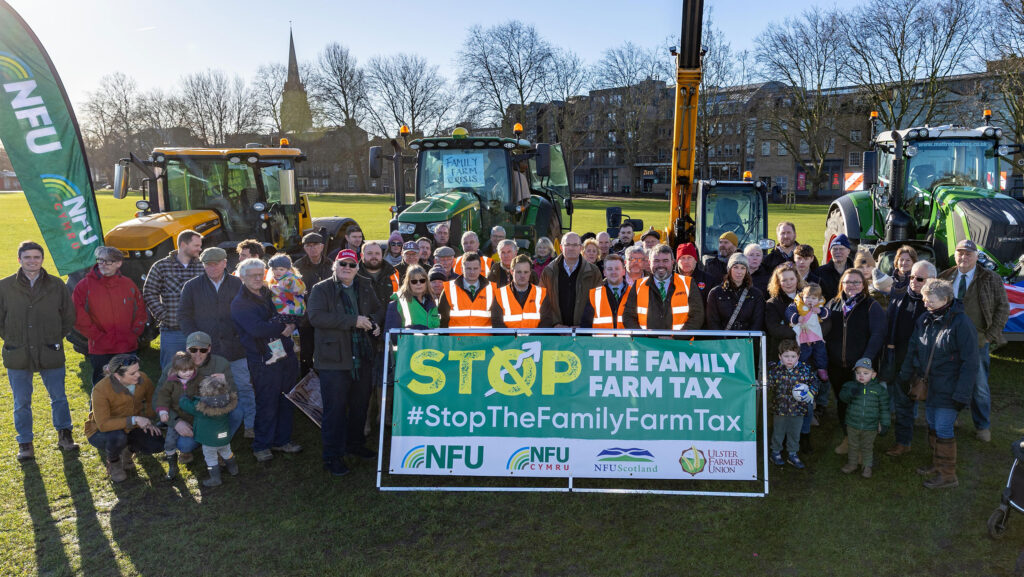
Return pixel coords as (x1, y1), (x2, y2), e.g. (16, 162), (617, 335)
(771, 415), (803, 454)
(318, 366), (372, 461)
(170, 406), (242, 453)
(159, 328), (187, 371)
(249, 355), (298, 452)
(971, 343), (991, 431)
(87, 427), (165, 459)
(88, 353), (135, 387)
(926, 405), (959, 440)
(230, 358), (256, 429)
(891, 382), (918, 446)
(9, 367), (72, 444)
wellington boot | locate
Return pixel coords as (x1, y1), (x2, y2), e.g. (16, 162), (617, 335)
(106, 458), (127, 482)
(202, 465), (223, 487)
(119, 447), (136, 472)
(224, 457), (239, 476)
(927, 429), (937, 450)
(164, 454), (179, 480)
(923, 438), (958, 489)
(834, 436), (849, 455)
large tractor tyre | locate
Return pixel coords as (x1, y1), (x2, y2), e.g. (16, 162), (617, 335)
(824, 208), (859, 259)
(311, 217), (357, 257)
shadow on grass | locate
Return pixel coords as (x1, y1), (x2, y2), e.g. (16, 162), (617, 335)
(20, 460), (73, 576)
(62, 455), (121, 577)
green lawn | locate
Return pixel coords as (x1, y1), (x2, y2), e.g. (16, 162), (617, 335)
(1, 191), (1023, 576)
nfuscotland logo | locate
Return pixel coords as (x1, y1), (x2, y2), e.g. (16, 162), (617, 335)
(594, 447), (657, 474)
(678, 446), (707, 476)
(506, 446), (569, 472)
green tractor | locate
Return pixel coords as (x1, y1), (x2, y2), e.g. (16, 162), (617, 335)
(824, 120), (1024, 282)
(369, 126), (573, 253)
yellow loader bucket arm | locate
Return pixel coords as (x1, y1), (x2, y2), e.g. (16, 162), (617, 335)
(668, 0), (704, 247)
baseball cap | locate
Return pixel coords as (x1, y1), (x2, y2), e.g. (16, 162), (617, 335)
(335, 249), (358, 262)
(955, 239), (978, 252)
(853, 358), (873, 371)
(186, 331), (212, 348)
(402, 241), (419, 254)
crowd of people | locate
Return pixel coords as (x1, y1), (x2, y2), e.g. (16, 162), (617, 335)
(0, 217), (1010, 489)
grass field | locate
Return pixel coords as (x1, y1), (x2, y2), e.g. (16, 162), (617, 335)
(1, 191), (1023, 576)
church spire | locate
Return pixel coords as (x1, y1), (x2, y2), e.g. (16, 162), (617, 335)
(280, 25), (313, 134)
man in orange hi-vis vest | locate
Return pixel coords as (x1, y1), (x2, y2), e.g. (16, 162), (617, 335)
(622, 244), (704, 331)
(438, 252), (494, 329)
(581, 254), (629, 329)
(491, 254), (549, 329)
(453, 231), (493, 277)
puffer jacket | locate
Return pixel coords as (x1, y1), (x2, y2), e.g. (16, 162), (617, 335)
(767, 361), (818, 417)
(153, 353), (236, 426)
(705, 282), (764, 331)
(72, 266), (146, 354)
(839, 378), (890, 431)
(897, 300), (980, 410)
(0, 269), (75, 370)
(824, 292), (885, 369)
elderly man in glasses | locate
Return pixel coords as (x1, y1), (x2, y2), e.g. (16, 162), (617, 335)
(73, 245), (147, 386)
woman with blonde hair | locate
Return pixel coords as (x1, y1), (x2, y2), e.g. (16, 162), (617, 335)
(383, 265), (440, 333)
(532, 237), (556, 279)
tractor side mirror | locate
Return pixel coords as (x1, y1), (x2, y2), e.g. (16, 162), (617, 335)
(535, 143), (551, 178)
(369, 146), (383, 179)
(862, 150), (877, 189)
(113, 162), (130, 199)
(279, 169), (297, 205)
(566, 198), (574, 215)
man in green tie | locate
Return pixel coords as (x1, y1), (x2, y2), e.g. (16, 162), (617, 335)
(621, 244), (705, 331)
(938, 239), (1009, 442)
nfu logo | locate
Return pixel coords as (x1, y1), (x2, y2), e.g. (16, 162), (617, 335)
(42, 174), (99, 248)
(402, 444), (483, 470)
(506, 446), (570, 472)
(0, 52), (62, 154)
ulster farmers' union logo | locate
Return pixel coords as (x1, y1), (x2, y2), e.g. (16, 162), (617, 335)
(678, 446), (707, 476)
(506, 446), (569, 472)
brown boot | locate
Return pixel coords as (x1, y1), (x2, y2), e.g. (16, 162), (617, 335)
(57, 429), (79, 452)
(886, 444), (911, 457)
(927, 428), (937, 450)
(106, 457), (128, 482)
(119, 447), (136, 473)
(17, 442), (34, 462)
(835, 436), (849, 455)
(917, 429), (938, 476)
(923, 438), (959, 489)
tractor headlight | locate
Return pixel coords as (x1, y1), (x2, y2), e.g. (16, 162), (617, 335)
(984, 127), (996, 137)
(397, 222), (416, 235)
(906, 145), (918, 157)
(426, 220), (450, 234)
(916, 128), (929, 139)
(998, 145), (1010, 156)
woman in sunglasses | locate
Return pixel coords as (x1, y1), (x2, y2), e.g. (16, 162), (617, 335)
(153, 331), (242, 477)
(84, 354), (164, 482)
(384, 266), (440, 335)
(384, 232), (405, 267)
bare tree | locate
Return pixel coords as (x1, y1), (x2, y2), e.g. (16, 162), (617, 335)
(311, 43), (368, 127)
(458, 20), (553, 130)
(757, 7), (844, 199)
(984, 0), (1024, 142)
(364, 53), (449, 138)
(81, 72), (143, 183)
(539, 48), (591, 174)
(696, 19), (739, 179)
(841, 0), (981, 130)
(251, 62), (287, 133)
(178, 70), (261, 146)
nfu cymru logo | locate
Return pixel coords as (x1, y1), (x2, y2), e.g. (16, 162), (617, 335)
(678, 446), (707, 476)
(1, 51), (62, 154)
(401, 444), (483, 470)
(43, 174), (99, 249)
(506, 446), (569, 473)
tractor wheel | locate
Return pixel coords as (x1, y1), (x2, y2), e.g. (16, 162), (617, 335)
(989, 507), (1009, 539)
(824, 208), (859, 258)
(312, 217), (357, 256)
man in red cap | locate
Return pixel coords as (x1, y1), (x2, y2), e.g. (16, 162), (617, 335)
(306, 248), (384, 477)
(676, 242), (713, 300)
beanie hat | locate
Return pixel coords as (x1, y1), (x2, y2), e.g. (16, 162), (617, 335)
(872, 267), (893, 293)
(676, 242), (698, 261)
(727, 252), (749, 270)
(268, 254), (292, 269)
(720, 231), (739, 248)
(428, 265), (448, 281)
(829, 234), (851, 250)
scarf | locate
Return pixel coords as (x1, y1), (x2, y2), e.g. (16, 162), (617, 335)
(842, 292), (864, 317)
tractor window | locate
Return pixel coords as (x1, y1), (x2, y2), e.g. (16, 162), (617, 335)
(418, 148), (510, 205)
(702, 190), (763, 252)
(529, 144), (570, 197)
(907, 139), (998, 192)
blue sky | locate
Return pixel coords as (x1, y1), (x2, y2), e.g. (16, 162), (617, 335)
(7, 0), (832, 106)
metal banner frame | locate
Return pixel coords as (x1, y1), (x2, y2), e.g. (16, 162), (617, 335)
(376, 328), (769, 497)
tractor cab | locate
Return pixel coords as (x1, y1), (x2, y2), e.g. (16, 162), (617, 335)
(371, 127), (572, 254)
(693, 179), (771, 258)
(108, 145), (310, 282)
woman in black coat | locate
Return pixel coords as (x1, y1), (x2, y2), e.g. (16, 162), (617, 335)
(764, 262), (808, 355)
(706, 253), (764, 331)
(824, 268), (885, 455)
(897, 278), (979, 489)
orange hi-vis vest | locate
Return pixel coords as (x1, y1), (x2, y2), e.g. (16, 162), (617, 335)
(589, 284), (628, 329)
(453, 255), (492, 276)
(497, 284), (545, 328)
(635, 274), (691, 330)
(445, 279), (494, 328)
(389, 271), (400, 293)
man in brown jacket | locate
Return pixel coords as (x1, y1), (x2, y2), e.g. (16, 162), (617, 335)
(539, 232), (602, 327)
(938, 240), (1010, 442)
(0, 241), (78, 461)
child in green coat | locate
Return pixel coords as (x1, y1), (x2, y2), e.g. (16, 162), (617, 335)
(178, 375), (239, 487)
(839, 358), (890, 478)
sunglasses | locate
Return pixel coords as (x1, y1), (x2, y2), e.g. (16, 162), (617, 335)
(410, 278), (427, 285)
(96, 259), (119, 265)
(389, 241), (403, 246)
(336, 261), (358, 269)
(116, 355), (140, 370)
(912, 276), (929, 282)
(188, 347), (210, 354)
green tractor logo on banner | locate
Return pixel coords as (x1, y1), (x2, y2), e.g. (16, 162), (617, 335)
(679, 446), (707, 476)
